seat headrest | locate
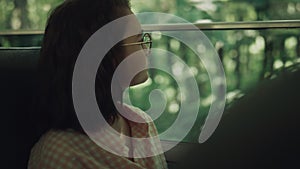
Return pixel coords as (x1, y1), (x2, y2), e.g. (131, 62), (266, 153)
(0, 47), (40, 70)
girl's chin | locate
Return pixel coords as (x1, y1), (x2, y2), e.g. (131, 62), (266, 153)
(130, 70), (148, 86)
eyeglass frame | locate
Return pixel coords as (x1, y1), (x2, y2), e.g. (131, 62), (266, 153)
(120, 33), (152, 53)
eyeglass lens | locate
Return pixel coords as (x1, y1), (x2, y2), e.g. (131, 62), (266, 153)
(142, 33), (152, 52)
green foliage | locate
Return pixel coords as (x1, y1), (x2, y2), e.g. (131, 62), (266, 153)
(0, 0), (62, 31)
(130, 0), (300, 142)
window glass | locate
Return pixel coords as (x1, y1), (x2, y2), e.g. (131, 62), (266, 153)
(0, 0), (299, 142)
(0, 0), (62, 46)
(0, 0), (299, 32)
(133, 0), (300, 142)
(132, 0), (300, 22)
(0, 0), (63, 31)
(127, 29), (300, 142)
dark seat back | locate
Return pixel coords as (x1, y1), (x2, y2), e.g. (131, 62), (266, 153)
(0, 47), (40, 169)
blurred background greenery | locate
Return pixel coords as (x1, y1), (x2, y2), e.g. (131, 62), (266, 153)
(0, 0), (299, 142)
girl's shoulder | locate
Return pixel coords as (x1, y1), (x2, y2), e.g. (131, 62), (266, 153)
(28, 129), (97, 169)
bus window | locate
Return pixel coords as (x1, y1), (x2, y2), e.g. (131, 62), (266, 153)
(0, 0), (300, 168)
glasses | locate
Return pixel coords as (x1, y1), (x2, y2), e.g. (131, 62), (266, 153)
(120, 33), (152, 55)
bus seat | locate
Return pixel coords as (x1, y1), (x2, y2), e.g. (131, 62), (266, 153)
(0, 47), (40, 169)
(174, 66), (300, 169)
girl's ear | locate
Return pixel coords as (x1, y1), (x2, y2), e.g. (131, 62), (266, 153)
(111, 47), (125, 70)
(111, 53), (120, 70)
(111, 56), (118, 69)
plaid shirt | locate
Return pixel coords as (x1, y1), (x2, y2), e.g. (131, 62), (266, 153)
(28, 104), (168, 169)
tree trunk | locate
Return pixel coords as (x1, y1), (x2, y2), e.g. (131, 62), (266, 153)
(12, 0), (30, 29)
